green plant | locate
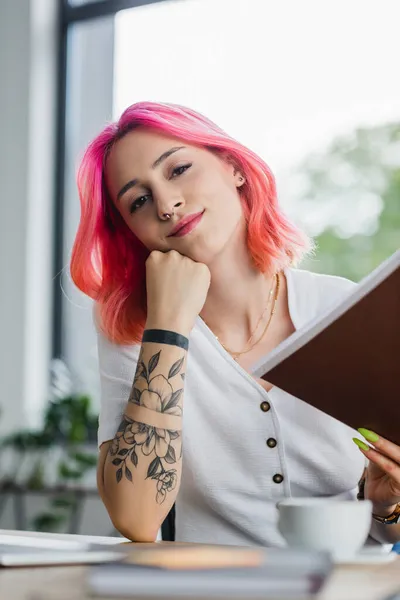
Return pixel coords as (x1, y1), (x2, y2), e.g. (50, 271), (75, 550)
(0, 394), (99, 532)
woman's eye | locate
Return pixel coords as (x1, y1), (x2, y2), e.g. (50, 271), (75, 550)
(171, 163), (192, 178)
(129, 195), (150, 214)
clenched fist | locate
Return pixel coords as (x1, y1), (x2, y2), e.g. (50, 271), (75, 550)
(145, 250), (211, 336)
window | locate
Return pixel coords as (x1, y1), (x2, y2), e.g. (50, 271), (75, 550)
(57, 1), (171, 403)
(58, 0), (400, 402)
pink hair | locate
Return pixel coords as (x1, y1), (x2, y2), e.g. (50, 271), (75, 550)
(70, 101), (312, 344)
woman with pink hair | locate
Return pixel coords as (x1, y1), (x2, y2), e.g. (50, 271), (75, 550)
(71, 102), (400, 546)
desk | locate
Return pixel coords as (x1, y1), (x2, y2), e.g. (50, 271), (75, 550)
(0, 530), (399, 600)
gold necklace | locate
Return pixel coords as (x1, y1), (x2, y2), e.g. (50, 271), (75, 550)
(206, 273), (280, 361)
(226, 273), (280, 360)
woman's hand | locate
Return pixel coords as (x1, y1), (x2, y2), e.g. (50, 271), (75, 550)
(146, 250), (211, 336)
(354, 429), (400, 515)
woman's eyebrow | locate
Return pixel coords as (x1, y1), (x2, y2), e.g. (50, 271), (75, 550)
(117, 146), (186, 201)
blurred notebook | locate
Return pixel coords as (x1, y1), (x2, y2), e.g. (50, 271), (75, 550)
(0, 533), (122, 567)
(252, 250), (400, 444)
(87, 544), (332, 598)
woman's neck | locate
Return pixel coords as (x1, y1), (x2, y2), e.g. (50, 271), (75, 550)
(200, 234), (275, 347)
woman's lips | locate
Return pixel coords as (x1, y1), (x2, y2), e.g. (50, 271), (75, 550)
(168, 210), (205, 238)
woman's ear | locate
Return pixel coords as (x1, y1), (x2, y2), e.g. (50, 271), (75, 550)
(216, 150), (246, 187)
(233, 168), (246, 188)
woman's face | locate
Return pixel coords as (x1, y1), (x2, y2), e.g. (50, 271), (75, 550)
(105, 129), (246, 264)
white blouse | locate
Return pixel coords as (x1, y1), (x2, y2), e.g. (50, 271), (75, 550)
(97, 268), (367, 547)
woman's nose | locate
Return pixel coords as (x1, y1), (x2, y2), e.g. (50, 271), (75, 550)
(157, 199), (184, 221)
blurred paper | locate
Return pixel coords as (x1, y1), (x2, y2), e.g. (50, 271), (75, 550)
(0, 533), (122, 567)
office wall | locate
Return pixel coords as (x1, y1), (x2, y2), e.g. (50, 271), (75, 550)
(0, 0), (57, 435)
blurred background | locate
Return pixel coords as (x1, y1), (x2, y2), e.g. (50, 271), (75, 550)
(0, 0), (399, 535)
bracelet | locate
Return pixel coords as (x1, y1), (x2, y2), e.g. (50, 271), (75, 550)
(372, 504), (400, 525)
(142, 329), (189, 351)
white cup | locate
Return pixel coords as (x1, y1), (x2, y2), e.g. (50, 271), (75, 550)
(277, 498), (372, 561)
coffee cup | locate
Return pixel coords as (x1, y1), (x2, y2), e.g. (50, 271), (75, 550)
(277, 498), (372, 560)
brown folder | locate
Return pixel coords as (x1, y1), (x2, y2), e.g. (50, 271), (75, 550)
(253, 251), (400, 445)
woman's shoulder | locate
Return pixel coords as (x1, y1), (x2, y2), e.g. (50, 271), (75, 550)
(287, 266), (356, 294)
(286, 266), (357, 327)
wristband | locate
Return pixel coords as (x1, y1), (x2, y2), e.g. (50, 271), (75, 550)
(143, 329), (189, 351)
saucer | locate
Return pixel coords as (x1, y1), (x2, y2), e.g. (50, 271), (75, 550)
(334, 549), (397, 565)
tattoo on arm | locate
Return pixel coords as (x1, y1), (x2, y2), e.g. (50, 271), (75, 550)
(109, 350), (185, 504)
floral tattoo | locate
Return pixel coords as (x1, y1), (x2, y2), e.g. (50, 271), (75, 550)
(109, 350), (184, 504)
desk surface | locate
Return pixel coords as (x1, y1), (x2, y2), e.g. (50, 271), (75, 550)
(0, 530), (399, 600)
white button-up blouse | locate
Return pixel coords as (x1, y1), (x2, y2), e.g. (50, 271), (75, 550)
(97, 268), (366, 546)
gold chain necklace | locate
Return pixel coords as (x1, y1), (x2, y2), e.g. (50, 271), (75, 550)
(205, 273), (280, 361)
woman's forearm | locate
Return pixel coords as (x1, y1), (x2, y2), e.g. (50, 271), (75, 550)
(102, 338), (186, 541)
(369, 513), (400, 545)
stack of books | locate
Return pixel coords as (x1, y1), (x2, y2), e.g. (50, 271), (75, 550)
(87, 544), (333, 598)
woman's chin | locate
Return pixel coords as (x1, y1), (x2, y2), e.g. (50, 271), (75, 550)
(167, 226), (235, 265)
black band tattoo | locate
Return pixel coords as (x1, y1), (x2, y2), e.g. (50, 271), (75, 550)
(142, 329), (189, 351)
(109, 349), (185, 504)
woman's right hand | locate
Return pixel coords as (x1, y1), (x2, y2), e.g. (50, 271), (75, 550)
(145, 250), (211, 336)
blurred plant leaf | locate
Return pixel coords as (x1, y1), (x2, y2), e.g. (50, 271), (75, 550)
(70, 451), (97, 468)
(51, 495), (77, 509)
(58, 462), (82, 480)
(26, 462), (46, 490)
(31, 513), (66, 532)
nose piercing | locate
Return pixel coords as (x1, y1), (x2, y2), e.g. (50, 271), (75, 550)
(163, 208), (175, 220)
